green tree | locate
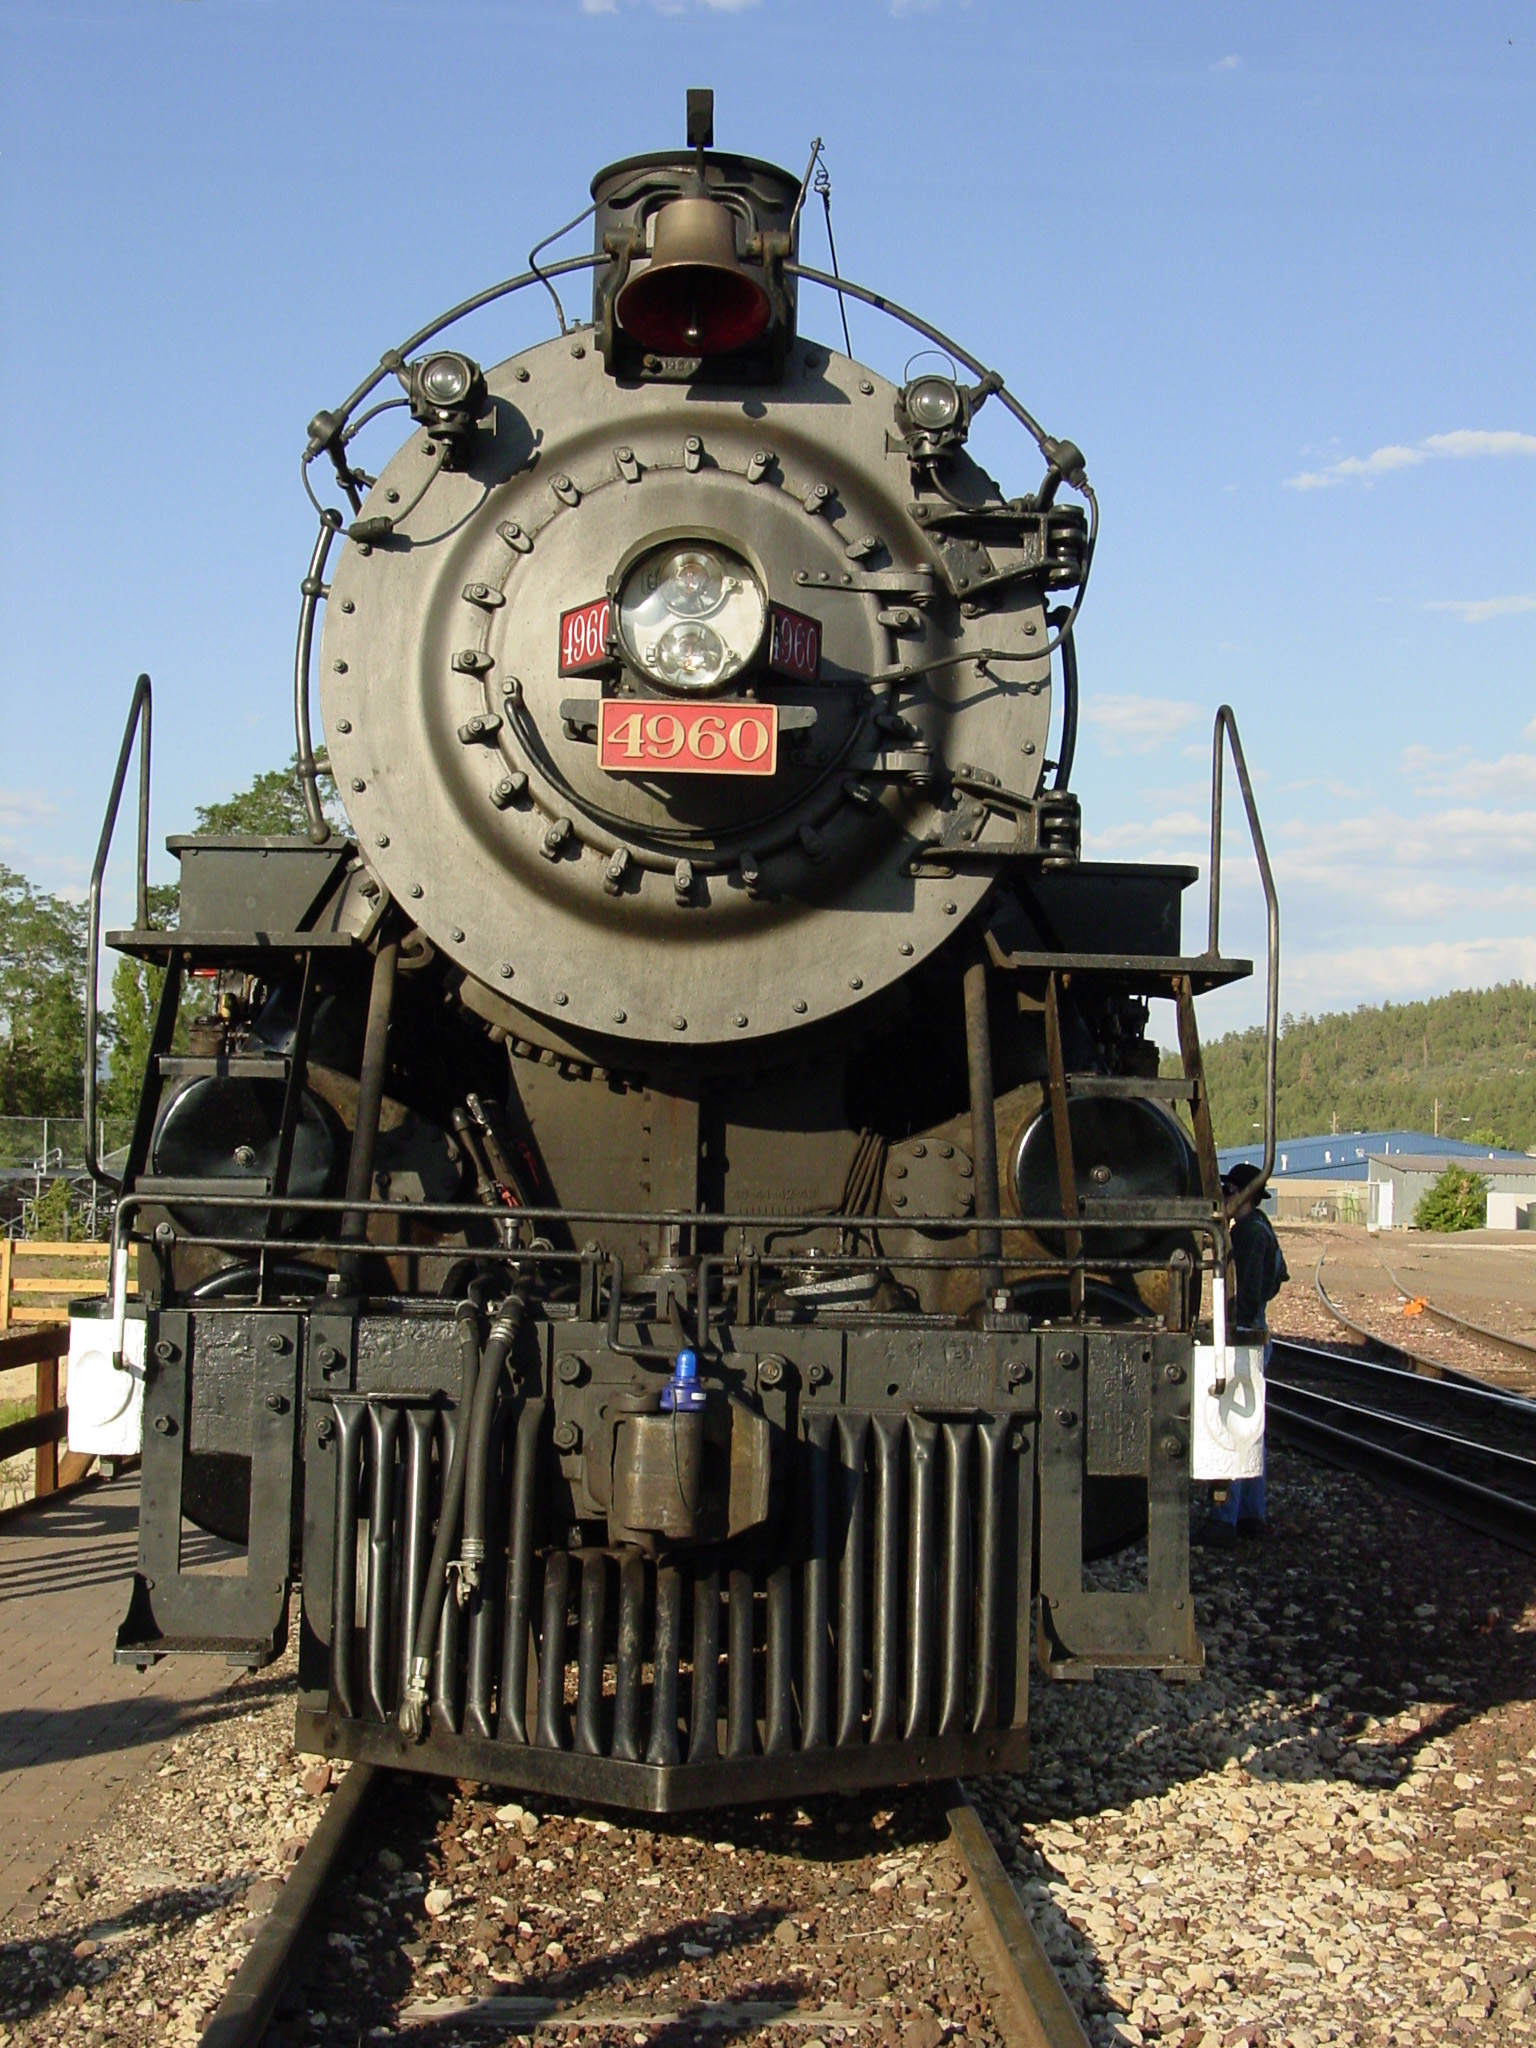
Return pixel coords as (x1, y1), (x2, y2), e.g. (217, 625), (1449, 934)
(193, 750), (340, 836)
(99, 882), (181, 1120)
(0, 863), (87, 1116)
(1413, 1165), (1487, 1232)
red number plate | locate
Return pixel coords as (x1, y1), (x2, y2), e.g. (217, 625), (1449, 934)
(767, 604), (821, 682)
(558, 597), (612, 675)
(598, 700), (778, 776)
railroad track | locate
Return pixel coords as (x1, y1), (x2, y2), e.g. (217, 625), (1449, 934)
(199, 1769), (1092, 2046)
(1313, 1252), (1536, 1390)
(1268, 1334), (1536, 1553)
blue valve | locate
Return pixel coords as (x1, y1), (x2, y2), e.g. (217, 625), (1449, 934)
(660, 1347), (707, 1412)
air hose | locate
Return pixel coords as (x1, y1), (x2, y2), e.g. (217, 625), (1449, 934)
(457, 1291), (528, 1606)
(397, 1294), (525, 1738)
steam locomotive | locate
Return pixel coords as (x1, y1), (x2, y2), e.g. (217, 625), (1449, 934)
(78, 94), (1274, 1811)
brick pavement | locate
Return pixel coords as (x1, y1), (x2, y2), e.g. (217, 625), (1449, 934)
(0, 1475), (263, 1927)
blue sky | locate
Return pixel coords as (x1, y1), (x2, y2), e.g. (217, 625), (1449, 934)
(2, 0), (1532, 1040)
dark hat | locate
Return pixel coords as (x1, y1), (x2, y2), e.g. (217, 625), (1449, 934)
(1223, 1162), (1262, 1192)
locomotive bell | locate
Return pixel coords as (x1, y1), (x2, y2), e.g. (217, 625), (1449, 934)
(615, 196), (772, 356)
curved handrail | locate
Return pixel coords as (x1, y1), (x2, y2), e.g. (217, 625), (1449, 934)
(292, 247), (1098, 786)
(1206, 705), (1279, 1218)
(85, 674), (152, 1189)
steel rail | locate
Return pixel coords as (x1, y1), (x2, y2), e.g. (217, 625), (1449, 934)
(1372, 1250), (1536, 1374)
(1268, 1339), (1536, 1554)
(1313, 1256), (1534, 1388)
(198, 1762), (378, 2048)
(1266, 1386), (1536, 1555)
(1312, 1258), (1474, 1381)
(1274, 1333), (1536, 1415)
(1266, 1378), (1536, 1476)
(944, 1781), (1092, 2048)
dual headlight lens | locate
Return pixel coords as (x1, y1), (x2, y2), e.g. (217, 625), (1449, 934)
(616, 542), (766, 693)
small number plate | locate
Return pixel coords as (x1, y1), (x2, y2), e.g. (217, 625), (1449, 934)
(598, 700), (778, 776)
(767, 604), (821, 682)
(558, 597), (613, 675)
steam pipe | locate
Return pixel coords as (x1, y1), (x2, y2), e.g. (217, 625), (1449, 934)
(1050, 615), (1078, 792)
(339, 937), (399, 1275)
(963, 951), (1003, 1292)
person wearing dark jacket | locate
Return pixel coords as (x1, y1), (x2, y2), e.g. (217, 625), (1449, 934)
(1198, 1164), (1288, 1545)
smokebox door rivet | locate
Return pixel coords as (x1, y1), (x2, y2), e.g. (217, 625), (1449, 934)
(333, 659), (348, 673)
(336, 719), (351, 733)
(499, 962), (514, 979)
(375, 833), (389, 848)
(450, 927), (465, 944)
(409, 884), (423, 899)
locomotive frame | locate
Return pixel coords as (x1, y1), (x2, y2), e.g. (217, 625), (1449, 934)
(80, 96), (1279, 1813)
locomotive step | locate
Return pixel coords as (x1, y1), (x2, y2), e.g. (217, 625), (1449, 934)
(107, 926), (359, 962)
(1063, 1074), (1197, 1102)
(155, 1054), (291, 1081)
(989, 947), (1252, 992)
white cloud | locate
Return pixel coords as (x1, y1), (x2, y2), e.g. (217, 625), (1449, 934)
(1275, 805), (1536, 887)
(1526, 716), (1536, 743)
(1084, 808), (1208, 861)
(1285, 428), (1536, 491)
(1422, 430), (1536, 460)
(1423, 594), (1536, 625)
(0, 788), (57, 853)
(1280, 937), (1536, 1012)
(1400, 746), (1536, 803)
(1211, 54), (1241, 71)
(1080, 695), (1202, 755)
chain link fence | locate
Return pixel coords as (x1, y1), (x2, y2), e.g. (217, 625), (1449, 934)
(0, 1118), (131, 1240)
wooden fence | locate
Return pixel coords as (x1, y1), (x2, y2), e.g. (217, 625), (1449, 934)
(0, 1243), (114, 1513)
(0, 1324), (96, 1511)
(0, 1238), (110, 1331)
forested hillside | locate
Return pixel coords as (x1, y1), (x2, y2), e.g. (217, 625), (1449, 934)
(1167, 984), (1536, 1152)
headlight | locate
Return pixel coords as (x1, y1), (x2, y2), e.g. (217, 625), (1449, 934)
(616, 541), (766, 693)
(419, 353), (475, 406)
(904, 374), (962, 431)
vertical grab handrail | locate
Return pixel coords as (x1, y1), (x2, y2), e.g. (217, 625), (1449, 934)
(85, 674), (153, 1190)
(1205, 705), (1279, 1219)
(293, 510), (341, 844)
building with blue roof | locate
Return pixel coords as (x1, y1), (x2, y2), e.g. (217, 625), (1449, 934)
(1215, 1131), (1533, 1182)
